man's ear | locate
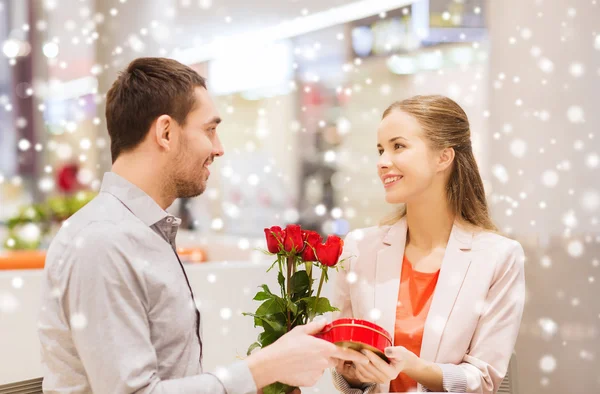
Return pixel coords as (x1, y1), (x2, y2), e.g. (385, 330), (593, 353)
(438, 147), (455, 172)
(153, 115), (173, 151)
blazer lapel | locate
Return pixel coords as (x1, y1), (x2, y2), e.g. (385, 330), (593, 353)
(420, 222), (473, 362)
(374, 218), (407, 342)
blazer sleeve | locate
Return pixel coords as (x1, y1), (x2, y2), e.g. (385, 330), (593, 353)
(432, 240), (526, 394)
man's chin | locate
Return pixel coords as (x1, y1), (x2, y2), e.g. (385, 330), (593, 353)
(176, 182), (206, 199)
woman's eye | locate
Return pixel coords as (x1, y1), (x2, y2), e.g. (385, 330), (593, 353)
(394, 143), (404, 150)
(377, 149), (384, 155)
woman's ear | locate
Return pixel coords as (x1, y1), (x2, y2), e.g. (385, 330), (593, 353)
(437, 147), (455, 172)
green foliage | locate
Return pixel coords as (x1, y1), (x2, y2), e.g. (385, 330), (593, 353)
(244, 253), (339, 394)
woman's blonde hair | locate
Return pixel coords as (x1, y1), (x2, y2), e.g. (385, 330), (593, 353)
(380, 95), (497, 231)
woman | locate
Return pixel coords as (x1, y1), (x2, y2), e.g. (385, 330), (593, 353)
(331, 95), (525, 393)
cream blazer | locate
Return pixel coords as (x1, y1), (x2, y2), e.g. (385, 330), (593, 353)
(332, 218), (525, 393)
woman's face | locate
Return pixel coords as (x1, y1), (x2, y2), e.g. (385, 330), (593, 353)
(377, 110), (448, 205)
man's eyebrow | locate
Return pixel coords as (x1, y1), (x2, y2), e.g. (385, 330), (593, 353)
(204, 117), (222, 126)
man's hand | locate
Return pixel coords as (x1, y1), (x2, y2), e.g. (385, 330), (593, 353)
(248, 318), (369, 390)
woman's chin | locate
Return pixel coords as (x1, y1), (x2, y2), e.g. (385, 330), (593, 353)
(384, 192), (406, 205)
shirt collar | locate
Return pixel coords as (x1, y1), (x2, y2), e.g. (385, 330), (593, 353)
(100, 172), (172, 227)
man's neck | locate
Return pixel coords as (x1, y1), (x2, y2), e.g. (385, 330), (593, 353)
(112, 156), (174, 210)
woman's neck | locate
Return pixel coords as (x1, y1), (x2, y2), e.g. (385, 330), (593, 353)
(405, 195), (455, 251)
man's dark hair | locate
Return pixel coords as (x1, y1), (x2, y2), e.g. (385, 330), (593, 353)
(105, 57), (207, 162)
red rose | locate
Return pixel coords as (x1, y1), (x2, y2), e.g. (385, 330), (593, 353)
(301, 230), (322, 261)
(56, 164), (79, 193)
(283, 224), (303, 253)
(315, 235), (344, 267)
(264, 226), (285, 253)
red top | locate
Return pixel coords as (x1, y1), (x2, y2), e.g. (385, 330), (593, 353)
(389, 255), (440, 392)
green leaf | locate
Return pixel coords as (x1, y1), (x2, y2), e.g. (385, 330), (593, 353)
(278, 271), (285, 295)
(290, 270), (310, 297)
(255, 297), (286, 317)
(259, 323), (284, 347)
(263, 382), (297, 394)
(253, 291), (272, 301)
(305, 260), (313, 278)
(253, 284), (275, 301)
(246, 341), (261, 356)
(286, 298), (298, 315)
(244, 312), (286, 333)
(300, 297), (339, 315)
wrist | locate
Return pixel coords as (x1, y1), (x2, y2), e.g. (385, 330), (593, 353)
(403, 355), (428, 378)
(247, 348), (277, 389)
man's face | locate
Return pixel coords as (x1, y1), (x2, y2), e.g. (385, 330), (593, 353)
(170, 87), (223, 199)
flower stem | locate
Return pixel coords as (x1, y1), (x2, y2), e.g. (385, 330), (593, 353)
(312, 266), (327, 320)
(286, 255), (293, 332)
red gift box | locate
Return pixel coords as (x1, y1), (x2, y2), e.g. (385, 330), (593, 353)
(315, 318), (392, 361)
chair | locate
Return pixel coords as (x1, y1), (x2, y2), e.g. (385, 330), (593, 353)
(0, 377), (43, 394)
(498, 352), (519, 394)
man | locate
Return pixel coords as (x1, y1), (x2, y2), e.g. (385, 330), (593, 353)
(38, 57), (367, 393)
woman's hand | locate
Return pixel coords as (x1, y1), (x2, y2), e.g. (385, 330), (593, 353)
(351, 346), (420, 385)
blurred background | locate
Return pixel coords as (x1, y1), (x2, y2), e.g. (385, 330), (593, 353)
(0, 0), (598, 392)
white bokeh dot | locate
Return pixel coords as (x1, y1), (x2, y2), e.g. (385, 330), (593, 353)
(541, 170), (559, 187)
(540, 355), (557, 373)
(283, 208), (299, 223)
(567, 106), (585, 123)
(369, 308), (382, 321)
(18, 139), (31, 151)
(220, 308), (232, 320)
(520, 28), (532, 40)
(563, 211), (578, 228)
(538, 318), (558, 339)
(586, 153), (599, 169)
(492, 164), (509, 184)
(315, 204), (326, 216)
(70, 313), (88, 330)
(540, 256), (552, 268)
(567, 240), (584, 257)
(237, 238), (250, 250)
(510, 139), (527, 158)
(211, 218), (224, 230)
(581, 190), (600, 212)
(0, 292), (19, 313)
(538, 58), (554, 73)
(346, 272), (358, 284)
(11, 277), (24, 289)
(569, 63), (585, 78)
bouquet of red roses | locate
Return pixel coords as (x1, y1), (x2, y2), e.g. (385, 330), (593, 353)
(244, 224), (345, 394)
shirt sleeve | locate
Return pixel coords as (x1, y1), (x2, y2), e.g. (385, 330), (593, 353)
(61, 226), (258, 394)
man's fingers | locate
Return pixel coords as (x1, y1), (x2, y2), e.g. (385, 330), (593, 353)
(297, 316), (329, 335)
(332, 346), (370, 365)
